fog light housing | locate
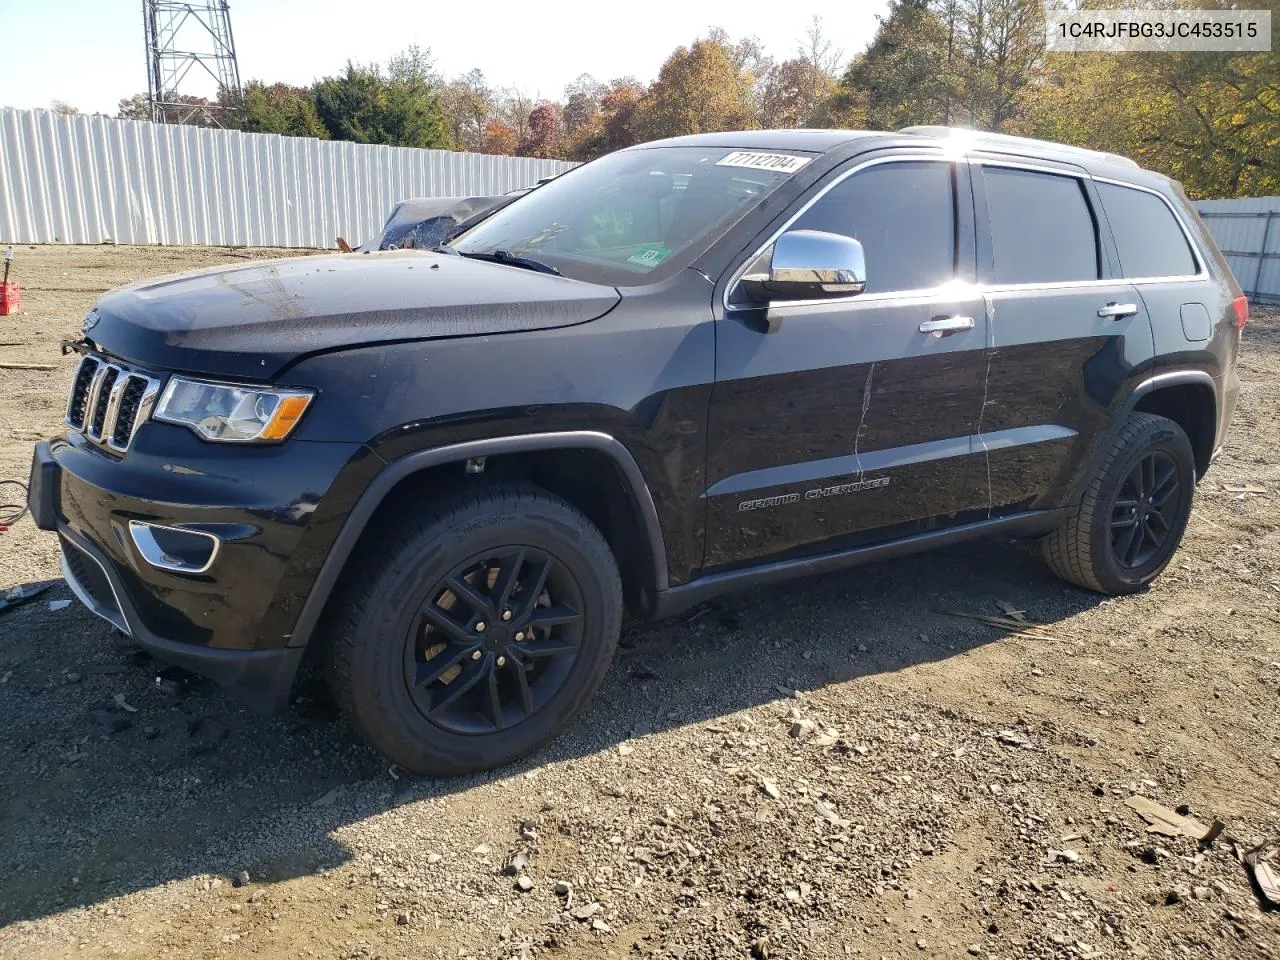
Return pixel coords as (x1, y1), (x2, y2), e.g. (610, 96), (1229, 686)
(128, 521), (220, 574)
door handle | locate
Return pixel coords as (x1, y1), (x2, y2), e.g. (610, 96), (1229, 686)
(919, 315), (975, 337)
(1098, 302), (1139, 319)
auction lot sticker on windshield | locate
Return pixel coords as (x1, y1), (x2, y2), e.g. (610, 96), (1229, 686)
(716, 151), (811, 174)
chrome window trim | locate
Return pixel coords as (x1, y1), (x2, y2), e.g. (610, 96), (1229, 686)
(1090, 175), (1209, 281)
(721, 152), (1212, 312)
(128, 520), (222, 575)
(723, 153), (958, 313)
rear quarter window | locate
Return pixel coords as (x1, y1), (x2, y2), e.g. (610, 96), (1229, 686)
(1097, 182), (1199, 279)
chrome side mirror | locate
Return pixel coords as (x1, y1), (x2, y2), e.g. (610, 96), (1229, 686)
(740, 229), (867, 303)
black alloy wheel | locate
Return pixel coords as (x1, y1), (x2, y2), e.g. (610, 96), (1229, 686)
(1108, 450), (1182, 569)
(405, 547), (585, 735)
(1041, 411), (1196, 595)
(326, 482), (622, 775)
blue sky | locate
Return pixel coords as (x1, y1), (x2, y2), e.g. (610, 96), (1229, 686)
(2, 0), (889, 115)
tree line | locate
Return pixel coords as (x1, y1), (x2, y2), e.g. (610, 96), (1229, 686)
(108, 0), (1277, 198)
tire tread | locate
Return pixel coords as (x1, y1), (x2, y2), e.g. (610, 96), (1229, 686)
(1041, 411), (1188, 594)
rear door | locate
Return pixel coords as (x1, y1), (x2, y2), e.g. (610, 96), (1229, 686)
(972, 158), (1156, 515)
(704, 154), (991, 570)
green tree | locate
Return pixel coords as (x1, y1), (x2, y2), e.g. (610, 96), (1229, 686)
(1021, 46), (1280, 198)
(312, 57), (450, 148)
(835, 0), (953, 129)
(240, 81), (327, 138)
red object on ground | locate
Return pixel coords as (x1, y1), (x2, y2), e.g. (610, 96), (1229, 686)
(0, 282), (19, 316)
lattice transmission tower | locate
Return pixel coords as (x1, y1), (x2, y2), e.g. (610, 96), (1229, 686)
(142, 1), (244, 126)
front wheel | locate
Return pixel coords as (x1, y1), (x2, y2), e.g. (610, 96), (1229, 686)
(1042, 412), (1196, 595)
(326, 482), (622, 775)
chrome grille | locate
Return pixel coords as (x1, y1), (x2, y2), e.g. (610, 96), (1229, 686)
(65, 353), (162, 454)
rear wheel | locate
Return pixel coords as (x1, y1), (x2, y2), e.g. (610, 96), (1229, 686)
(326, 482), (622, 775)
(1042, 412), (1195, 595)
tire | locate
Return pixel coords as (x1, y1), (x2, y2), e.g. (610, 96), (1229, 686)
(326, 481), (622, 775)
(1042, 412), (1196, 595)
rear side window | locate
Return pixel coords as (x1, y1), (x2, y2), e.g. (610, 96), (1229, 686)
(792, 160), (956, 294)
(982, 167), (1098, 284)
(1097, 182), (1199, 279)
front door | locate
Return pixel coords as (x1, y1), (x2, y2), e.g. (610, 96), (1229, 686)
(704, 155), (991, 571)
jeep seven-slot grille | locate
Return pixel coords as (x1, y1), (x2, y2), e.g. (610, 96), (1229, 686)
(65, 353), (162, 454)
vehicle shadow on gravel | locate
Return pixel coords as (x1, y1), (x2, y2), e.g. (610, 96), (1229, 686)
(0, 533), (1105, 926)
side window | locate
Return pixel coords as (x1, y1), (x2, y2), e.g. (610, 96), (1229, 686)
(1097, 182), (1199, 279)
(791, 160), (956, 294)
(982, 167), (1098, 284)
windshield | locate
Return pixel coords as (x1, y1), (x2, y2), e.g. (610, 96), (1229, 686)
(451, 146), (814, 285)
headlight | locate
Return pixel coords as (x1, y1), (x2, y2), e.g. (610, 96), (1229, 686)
(154, 377), (314, 442)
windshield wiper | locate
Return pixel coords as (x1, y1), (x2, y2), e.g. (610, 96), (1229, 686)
(457, 249), (561, 276)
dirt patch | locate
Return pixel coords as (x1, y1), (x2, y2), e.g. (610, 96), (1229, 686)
(1, 245), (1278, 959)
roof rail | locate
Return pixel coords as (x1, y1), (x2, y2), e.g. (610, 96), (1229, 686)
(898, 125), (1140, 169)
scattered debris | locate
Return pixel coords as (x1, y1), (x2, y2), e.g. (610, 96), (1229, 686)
(814, 800), (851, 829)
(1123, 796), (1224, 842)
(0, 582), (52, 615)
(113, 692), (138, 713)
(516, 875), (534, 892)
(504, 851), (530, 876)
(940, 610), (1071, 642)
(995, 729), (1031, 749)
(0, 362), (56, 371)
(90, 708), (131, 734)
(1222, 483), (1267, 494)
(570, 902), (602, 921)
(996, 600), (1028, 622)
(760, 777), (782, 800)
(1244, 839), (1280, 908)
(47, 599), (72, 612)
(233, 870), (250, 888)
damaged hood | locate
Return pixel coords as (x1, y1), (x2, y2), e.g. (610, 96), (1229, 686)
(87, 250), (620, 379)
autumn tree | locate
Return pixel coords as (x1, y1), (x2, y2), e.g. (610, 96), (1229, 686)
(563, 78), (645, 159)
(481, 119), (519, 155)
(636, 38), (756, 140)
(116, 91), (223, 126)
(563, 73), (605, 135)
(440, 69), (493, 151)
(519, 103), (565, 157)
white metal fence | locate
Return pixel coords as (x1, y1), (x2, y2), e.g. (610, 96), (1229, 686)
(0, 108), (575, 249)
(1194, 197), (1280, 304)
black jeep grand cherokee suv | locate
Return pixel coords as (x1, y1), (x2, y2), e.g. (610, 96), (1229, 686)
(29, 127), (1244, 774)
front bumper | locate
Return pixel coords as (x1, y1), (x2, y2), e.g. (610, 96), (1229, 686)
(29, 430), (370, 712)
(58, 524), (303, 712)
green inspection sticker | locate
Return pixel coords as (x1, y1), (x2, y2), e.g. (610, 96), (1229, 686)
(627, 245), (671, 269)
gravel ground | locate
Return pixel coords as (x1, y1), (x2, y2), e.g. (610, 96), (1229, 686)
(0, 245), (1278, 960)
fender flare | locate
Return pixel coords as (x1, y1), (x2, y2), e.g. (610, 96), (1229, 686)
(1066, 368), (1218, 508)
(286, 430), (669, 649)
(1123, 369), (1217, 413)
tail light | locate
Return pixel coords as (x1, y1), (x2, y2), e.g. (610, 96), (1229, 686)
(1232, 294), (1249, 329)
